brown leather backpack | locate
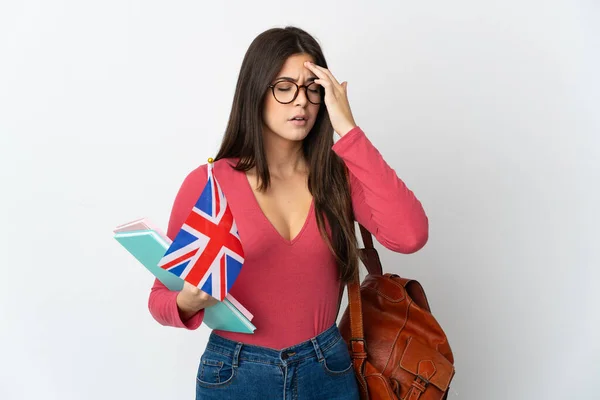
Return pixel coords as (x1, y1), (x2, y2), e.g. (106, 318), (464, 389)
(338, 225), (455, 400)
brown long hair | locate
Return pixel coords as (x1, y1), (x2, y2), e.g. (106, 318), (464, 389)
(214, 26), (359, 283)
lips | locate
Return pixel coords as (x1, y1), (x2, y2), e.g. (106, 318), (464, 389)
(289, 118), (307, 126)
(289, 115), (307, 121)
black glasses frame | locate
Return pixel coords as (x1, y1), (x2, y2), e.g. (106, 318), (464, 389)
(267, 80), (322, 105)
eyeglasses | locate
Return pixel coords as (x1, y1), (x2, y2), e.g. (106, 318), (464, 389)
(267, 80), (322, 104)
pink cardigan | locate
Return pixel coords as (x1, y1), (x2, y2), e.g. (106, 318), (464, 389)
(148, 126), (428, 350)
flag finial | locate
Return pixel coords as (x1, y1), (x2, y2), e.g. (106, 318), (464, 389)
(207, 157), (214, 164)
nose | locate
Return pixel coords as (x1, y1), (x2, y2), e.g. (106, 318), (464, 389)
(294, 86), (310, 106)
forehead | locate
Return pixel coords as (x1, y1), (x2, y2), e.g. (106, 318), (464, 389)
(276, 53), (316, 79)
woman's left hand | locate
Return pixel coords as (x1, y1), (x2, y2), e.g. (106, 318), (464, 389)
(304, 61), (357, 137)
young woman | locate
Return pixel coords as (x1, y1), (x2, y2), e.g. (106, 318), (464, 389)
(148, 26), (429, 399)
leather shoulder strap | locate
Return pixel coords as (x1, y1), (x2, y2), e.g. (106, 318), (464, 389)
(358, 224), (383, 276)
(359, 223), (374, 249)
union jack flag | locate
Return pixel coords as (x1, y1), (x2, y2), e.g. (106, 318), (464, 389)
(158, 160), (245, 301)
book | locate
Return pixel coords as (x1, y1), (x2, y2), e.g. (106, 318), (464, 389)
(114, 218), (256, 334)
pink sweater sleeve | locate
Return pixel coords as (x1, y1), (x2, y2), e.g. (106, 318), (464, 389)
(332, 126), (429, 253)
(147, 164), (209, 329)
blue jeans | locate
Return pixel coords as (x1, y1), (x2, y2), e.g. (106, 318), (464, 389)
(195, 322), (360, 399)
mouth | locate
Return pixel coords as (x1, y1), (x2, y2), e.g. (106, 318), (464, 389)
(289, 119), (307, 126)
(289, 116), (308, 126)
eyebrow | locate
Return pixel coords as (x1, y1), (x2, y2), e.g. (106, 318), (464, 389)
(274, 76), (317, 83)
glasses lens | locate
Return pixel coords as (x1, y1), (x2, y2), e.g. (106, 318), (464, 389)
(306, 82), (322, 104)
(273, 81), (296, 103)
(273, 81), (322, 104)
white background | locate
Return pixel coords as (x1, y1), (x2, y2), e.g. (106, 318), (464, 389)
(1, 1), (598, 399)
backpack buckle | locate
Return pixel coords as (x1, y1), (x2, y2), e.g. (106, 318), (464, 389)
(349, 338), (368, 355)
(413, 374), (429, 391)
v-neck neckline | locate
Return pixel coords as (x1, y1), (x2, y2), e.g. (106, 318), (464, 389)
(240, 168), (314, 246)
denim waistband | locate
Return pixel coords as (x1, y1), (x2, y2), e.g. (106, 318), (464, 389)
(205, 322), (344, 366)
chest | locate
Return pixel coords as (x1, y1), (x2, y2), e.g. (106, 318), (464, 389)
(245, 172), (313, 243)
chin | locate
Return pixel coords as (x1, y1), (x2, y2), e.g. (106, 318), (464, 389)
(272, 124), (314, 142)
(288, 128), (313, 142)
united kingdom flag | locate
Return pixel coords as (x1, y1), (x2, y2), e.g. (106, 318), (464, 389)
(158, 160), (245, 301)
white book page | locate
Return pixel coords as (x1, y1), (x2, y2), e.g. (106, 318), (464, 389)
(225, 294), (253, 320)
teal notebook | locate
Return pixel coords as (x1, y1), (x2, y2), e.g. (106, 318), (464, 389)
(114, 230), (184, 291)
(114, 224), (256, 334)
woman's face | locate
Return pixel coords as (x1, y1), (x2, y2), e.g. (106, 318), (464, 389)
(262, 53), (321, 143)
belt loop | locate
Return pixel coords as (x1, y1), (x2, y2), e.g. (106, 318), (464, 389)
(311, 338), (324, 362)
(232, 342), (243, 368)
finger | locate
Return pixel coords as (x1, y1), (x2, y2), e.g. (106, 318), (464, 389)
(313, 79), (339, 100)
(322, 68), (342, 88)
(314, 69), (344, 97)
(198, 290), (219, 304)
(309, 63), (342, 88)
(313, 78), (333, 89)
(304, 62), (339, 90)
(190, 286), (201, 294)
(304, 61), (329, 85)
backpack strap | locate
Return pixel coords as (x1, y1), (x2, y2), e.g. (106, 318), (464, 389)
(358, 223), (374, 249)
(347, 273), (369, 399)
(334, 224), (382, 320)
(358, 224), (383, 276)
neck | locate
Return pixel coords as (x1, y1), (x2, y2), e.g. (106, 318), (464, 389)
(261, 129), (307, 178)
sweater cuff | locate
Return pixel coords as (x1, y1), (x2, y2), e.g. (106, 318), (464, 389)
(170, 291), (204, 330)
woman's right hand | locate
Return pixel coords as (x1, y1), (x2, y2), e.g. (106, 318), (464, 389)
(176, 281), (218, 321)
